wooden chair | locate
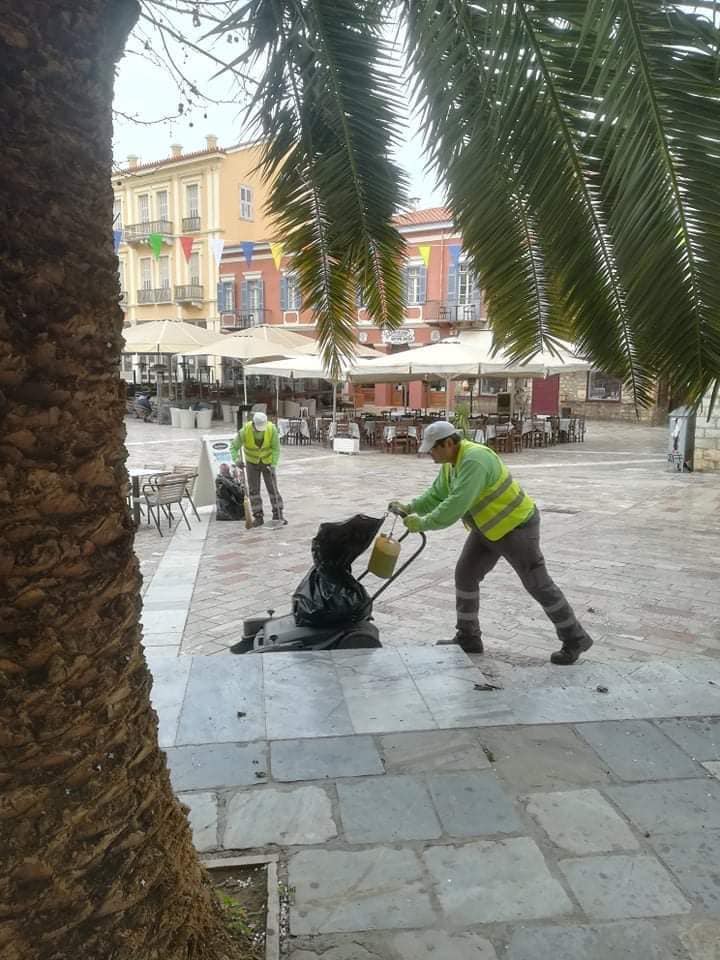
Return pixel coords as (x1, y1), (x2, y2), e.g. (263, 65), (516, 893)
(549, 417), (561, 445)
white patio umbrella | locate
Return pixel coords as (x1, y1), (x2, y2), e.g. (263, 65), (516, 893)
(348, 330), (589, 381)
(122, 320), (219, 400)
(243, 354), (374, 422)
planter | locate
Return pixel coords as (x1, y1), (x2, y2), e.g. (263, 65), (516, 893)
(203, 855), (280, 960)
(333, 437), (360, 455)
(170, 407), (182, 427)
(179, 409), (195, 429)
(221, 403), (233, 423)
(196, 408), (213, 430)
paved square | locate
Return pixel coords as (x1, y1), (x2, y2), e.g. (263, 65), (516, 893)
(336, 775), (442, 843)
(379, 729), (492, 774)
(576, 720), (701, 781)
(649, 830), (720, 913)
(509, 921), (686, 960)
(289, 847), (435, 934)
(559, 855), (691, 919)
(480, 725), (612, 792)
(524, 788), (639, 854)
(423, 838), (574, 924)
(605, 779), (720, 834)
(270, 735), (383, 782)
(165, 741), (267, 791)
(427, 772), (524, 837)
(222, 785), (336, 848)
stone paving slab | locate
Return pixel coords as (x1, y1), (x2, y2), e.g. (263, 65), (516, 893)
(604, 779), (720, 835)
(181, 791), (218, 852)
(263, 655), (354, 741)
(289, 847), (435, 934)
(165, 741), (267, 791)
(423, 838), (574, 925)
(427, 772), (524, 837)
(379, 729), (492, 774)
(524, 788), (639, 855)
(559, 854), (691, 919)
(337, 775), (442, 843)
(223, 784), (337, 849)
(290, 931), (499, 959)
(175, 655), (265, 745)
(508, 920), (687, 960)
(649, 830), (720, 913)
(654, 718), (720, 761)
(479, 725), (613, 792)
(576, 720), (702, 781)
(270, 735), (384, 782)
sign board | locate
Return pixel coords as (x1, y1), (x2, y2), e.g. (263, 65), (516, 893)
(381, 328), (415, 345)
(194, 433), (237, 508)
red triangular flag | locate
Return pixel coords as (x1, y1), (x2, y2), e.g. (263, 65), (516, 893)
(180, 236), (194, 263)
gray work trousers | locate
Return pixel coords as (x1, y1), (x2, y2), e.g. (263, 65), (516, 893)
(455, 508), (585, 642)
(246, 462), (284, 521)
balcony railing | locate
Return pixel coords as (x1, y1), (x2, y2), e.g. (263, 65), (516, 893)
(175, 284), (204, 304)
(425, 301), (486, 326)
(124, 220), (174, 244)
(120, 290), (128, 308)
(220, 308), (272, 330)
(137, 286), (173, 304)
(182, 215), (201, 232)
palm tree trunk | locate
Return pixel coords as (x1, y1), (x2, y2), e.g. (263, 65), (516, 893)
(0, 4), (236, 958)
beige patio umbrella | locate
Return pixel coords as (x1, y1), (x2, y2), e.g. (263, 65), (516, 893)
(121, 320), (219, 400)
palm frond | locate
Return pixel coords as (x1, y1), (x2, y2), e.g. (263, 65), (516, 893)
(577, 0), (720, 405)
(406, 0), (654, 404)
(214, 0), (406, 377)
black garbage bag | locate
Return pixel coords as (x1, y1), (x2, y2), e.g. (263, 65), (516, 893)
(215, 474), (246, 521)
(293, 514), (384, 627)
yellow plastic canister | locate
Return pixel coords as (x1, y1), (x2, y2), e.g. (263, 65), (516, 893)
(367, 534), (401, 579)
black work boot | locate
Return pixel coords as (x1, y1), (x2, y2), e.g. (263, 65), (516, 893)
(437, 631), (484, 655)
(551, 632), (593, 665)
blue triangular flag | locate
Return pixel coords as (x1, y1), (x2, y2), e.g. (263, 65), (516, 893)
(241, 241), (254, 266)
(113, 229), (122, 254)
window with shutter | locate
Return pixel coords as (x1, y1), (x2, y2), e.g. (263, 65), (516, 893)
(138, 194), (150, 223)
(239, 185), (253, 220)
(140, 258), (152, 289)
(185, 183), (199, 217)
(404, 265), (427, 305)
(156, 190), (169, 221)
(447, 261), (458, 303)
(189, 252), (200, 285)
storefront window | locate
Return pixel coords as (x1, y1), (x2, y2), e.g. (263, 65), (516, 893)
(587, 371), (622, 401)
(478, 377), (508, 395)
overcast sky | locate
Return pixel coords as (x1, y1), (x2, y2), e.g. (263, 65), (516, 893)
(112, 9), (444, 207)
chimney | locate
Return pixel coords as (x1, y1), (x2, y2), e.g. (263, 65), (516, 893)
(206, 134), (218, 151)
(170, 143), (182, 158)
(127, 154), (139, 169)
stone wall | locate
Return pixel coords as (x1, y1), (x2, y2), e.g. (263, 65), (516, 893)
(558, 373), (665, 424)
(694, 391), (720, 472)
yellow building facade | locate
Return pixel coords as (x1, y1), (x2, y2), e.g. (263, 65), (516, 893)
(113, 136), (272, 342)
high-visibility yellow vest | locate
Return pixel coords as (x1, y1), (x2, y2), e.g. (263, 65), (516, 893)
(242, 422), (274, 465)
(446, 439), (535, 541)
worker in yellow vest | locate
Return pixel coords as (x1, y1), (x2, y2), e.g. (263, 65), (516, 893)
(389, 421), (592, 665)
(230, 412), (286, 527)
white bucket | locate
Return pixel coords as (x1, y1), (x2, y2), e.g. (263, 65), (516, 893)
(196, 408), (213, 430)
(179, 409), (195, 430)
(170, 407), (181, 427)
(222, 403), (233, 423)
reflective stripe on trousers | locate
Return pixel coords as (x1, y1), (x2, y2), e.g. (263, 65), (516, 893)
(454, 508), (585, 641)
(246, 462), (284, 520)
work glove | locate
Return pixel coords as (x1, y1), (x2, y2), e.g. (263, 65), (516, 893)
(388, 500), (410, 517)
(403, 514), (424, 533)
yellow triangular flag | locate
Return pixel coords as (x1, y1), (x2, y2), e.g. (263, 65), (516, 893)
(270, 242), (284, 270)
(418, 245), (431, 268)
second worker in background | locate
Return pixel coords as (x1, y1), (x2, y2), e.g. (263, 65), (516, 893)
(231, 412), (287, 527)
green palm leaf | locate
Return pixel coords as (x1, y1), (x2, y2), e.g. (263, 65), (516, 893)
(214, 0), (406, 377)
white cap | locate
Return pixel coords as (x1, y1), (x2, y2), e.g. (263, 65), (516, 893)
(252, 411), (268, 430)
(418, 420), (459, 454)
